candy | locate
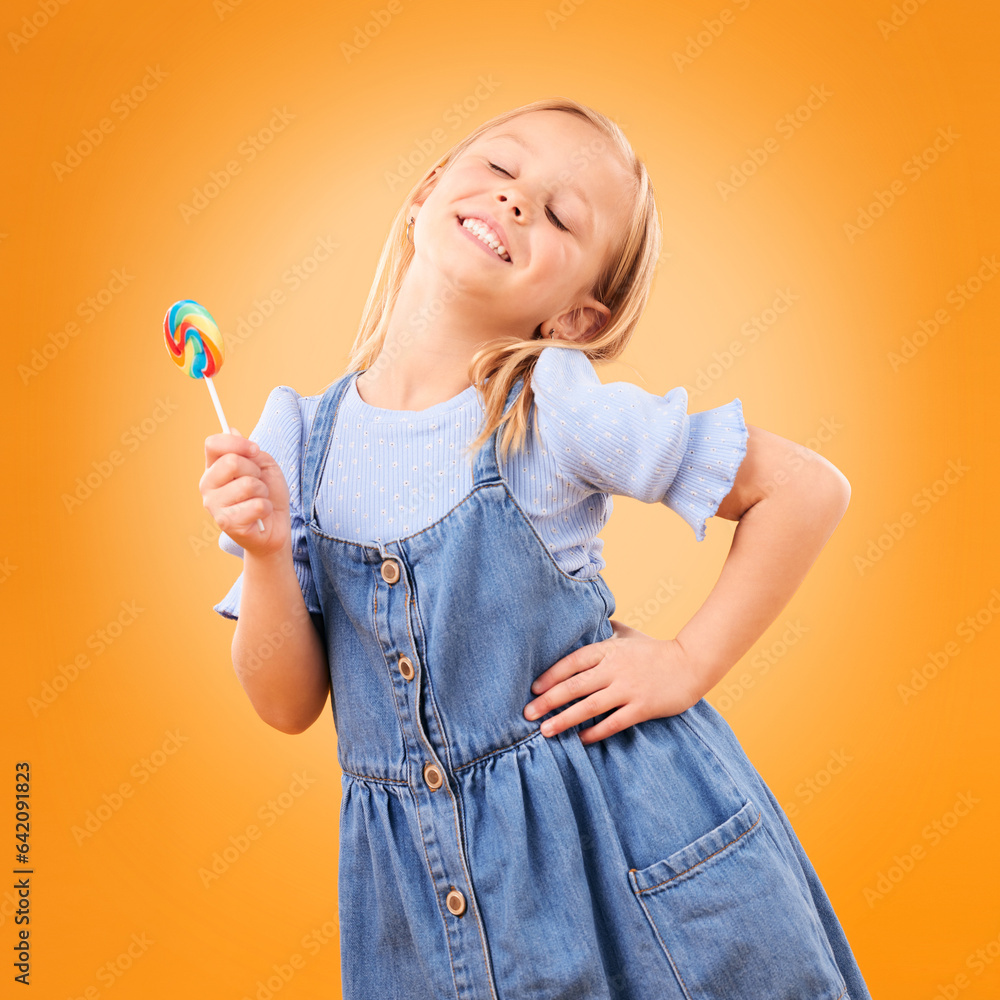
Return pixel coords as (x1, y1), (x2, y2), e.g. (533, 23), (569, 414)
(163, 299), (224, 379)
(163, 298), (265, 532)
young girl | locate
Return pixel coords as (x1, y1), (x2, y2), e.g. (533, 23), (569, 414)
(201, 97), (873, 1000)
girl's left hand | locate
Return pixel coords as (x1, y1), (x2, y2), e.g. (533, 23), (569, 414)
(522, 619), (708, 745)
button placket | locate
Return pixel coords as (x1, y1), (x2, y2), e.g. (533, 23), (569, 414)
(377, 546), (489, 990)
(300, 377), (505, 997)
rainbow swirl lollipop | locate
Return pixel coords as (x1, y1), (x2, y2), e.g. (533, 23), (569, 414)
(163, 298), (264, 532)
(164, 299), (225, 379)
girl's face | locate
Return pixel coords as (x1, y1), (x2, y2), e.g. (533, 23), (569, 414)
(411, 110), (634, 338)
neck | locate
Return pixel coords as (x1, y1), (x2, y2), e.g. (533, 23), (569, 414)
(358, 257), (519, 411)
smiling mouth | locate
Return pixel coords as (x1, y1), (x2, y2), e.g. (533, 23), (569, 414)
(457, 216), (511, 262)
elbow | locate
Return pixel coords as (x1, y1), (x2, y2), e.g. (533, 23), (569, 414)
(270, 718), (313, 736)
(804, 462), (851, 532)
(260, 705), (321, 735)
(837, 472), (851, 512)
(235, 666), (326, 736)
(257, 682), (330, 734)
(822, 464), (851, 518)
(724, 428), (851, 522)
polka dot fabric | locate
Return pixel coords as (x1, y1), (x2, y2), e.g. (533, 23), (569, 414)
(213, 347), (748, 620)
(531, 346), (748, 542)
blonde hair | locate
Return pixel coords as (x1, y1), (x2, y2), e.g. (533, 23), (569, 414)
(328, 96), (662, 465)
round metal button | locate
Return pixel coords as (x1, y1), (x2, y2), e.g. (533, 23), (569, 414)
(423, 762), (443, 790)
(381, 558), (400, 584)
(445, 888), (467, 917)
(398, 655), (414, 681)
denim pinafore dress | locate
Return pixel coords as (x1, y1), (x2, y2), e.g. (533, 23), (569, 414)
(300, 369), (874, 1000)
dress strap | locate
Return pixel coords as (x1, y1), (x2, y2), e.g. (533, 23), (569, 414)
(301, 370), (355, 527)
(472, 374), (525, 488)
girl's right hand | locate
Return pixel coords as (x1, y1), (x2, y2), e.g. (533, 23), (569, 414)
(199, 428), (291, 557)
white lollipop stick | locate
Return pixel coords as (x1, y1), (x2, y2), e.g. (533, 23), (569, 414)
(205, 376), (266, 533)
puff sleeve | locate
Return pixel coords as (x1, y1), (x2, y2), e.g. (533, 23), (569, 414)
(212, 386), (322, 620)
(531, 346), (748, 541)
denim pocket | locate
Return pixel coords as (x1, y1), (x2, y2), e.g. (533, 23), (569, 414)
(627, 799), (847, 1000)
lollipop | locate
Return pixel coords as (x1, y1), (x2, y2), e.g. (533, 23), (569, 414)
(163, 299), (265, 532)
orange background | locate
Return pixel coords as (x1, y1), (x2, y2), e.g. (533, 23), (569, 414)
(3, 0), (998, 996)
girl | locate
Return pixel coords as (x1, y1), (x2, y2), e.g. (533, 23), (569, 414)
(201, 97), (873, 1000)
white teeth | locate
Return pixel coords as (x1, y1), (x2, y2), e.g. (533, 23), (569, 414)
(461, 217), (510, 261)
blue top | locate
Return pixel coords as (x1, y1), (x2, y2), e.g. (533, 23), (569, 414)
(213, 345), (748, 619)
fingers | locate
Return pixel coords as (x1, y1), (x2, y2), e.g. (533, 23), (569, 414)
(204, 430), (259, 469)
(203, 463), (273, 530)
(525, 650), (612, 721)
(211, 472), (270, 512)
(215, 494), (275, 535)
(577, 706), (638, 745)
(534, 687), (620, 739)
(199, 450), (264, 493)
(198, 434), (273, 535)
(529, 640), (609, 696)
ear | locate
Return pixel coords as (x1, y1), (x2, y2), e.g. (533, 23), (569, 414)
(409, 165), (445, 215)
(546, 294), (611, 344)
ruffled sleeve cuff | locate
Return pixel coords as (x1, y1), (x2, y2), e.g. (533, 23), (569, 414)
(211, 517), (321, 621)
(661, 397), (748, 541)
(212, 574), (242, 621)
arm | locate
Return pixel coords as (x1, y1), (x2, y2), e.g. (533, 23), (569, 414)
(522, 422), (853, 743)
(202, 423), (331, 736)
(232, 541), (331, 735)
(675, 423), (851, 699)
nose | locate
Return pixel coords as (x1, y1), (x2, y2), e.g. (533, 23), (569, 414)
(495, 192), (522, 219)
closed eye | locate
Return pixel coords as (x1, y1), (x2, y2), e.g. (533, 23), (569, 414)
(488, 162), (571, 233)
